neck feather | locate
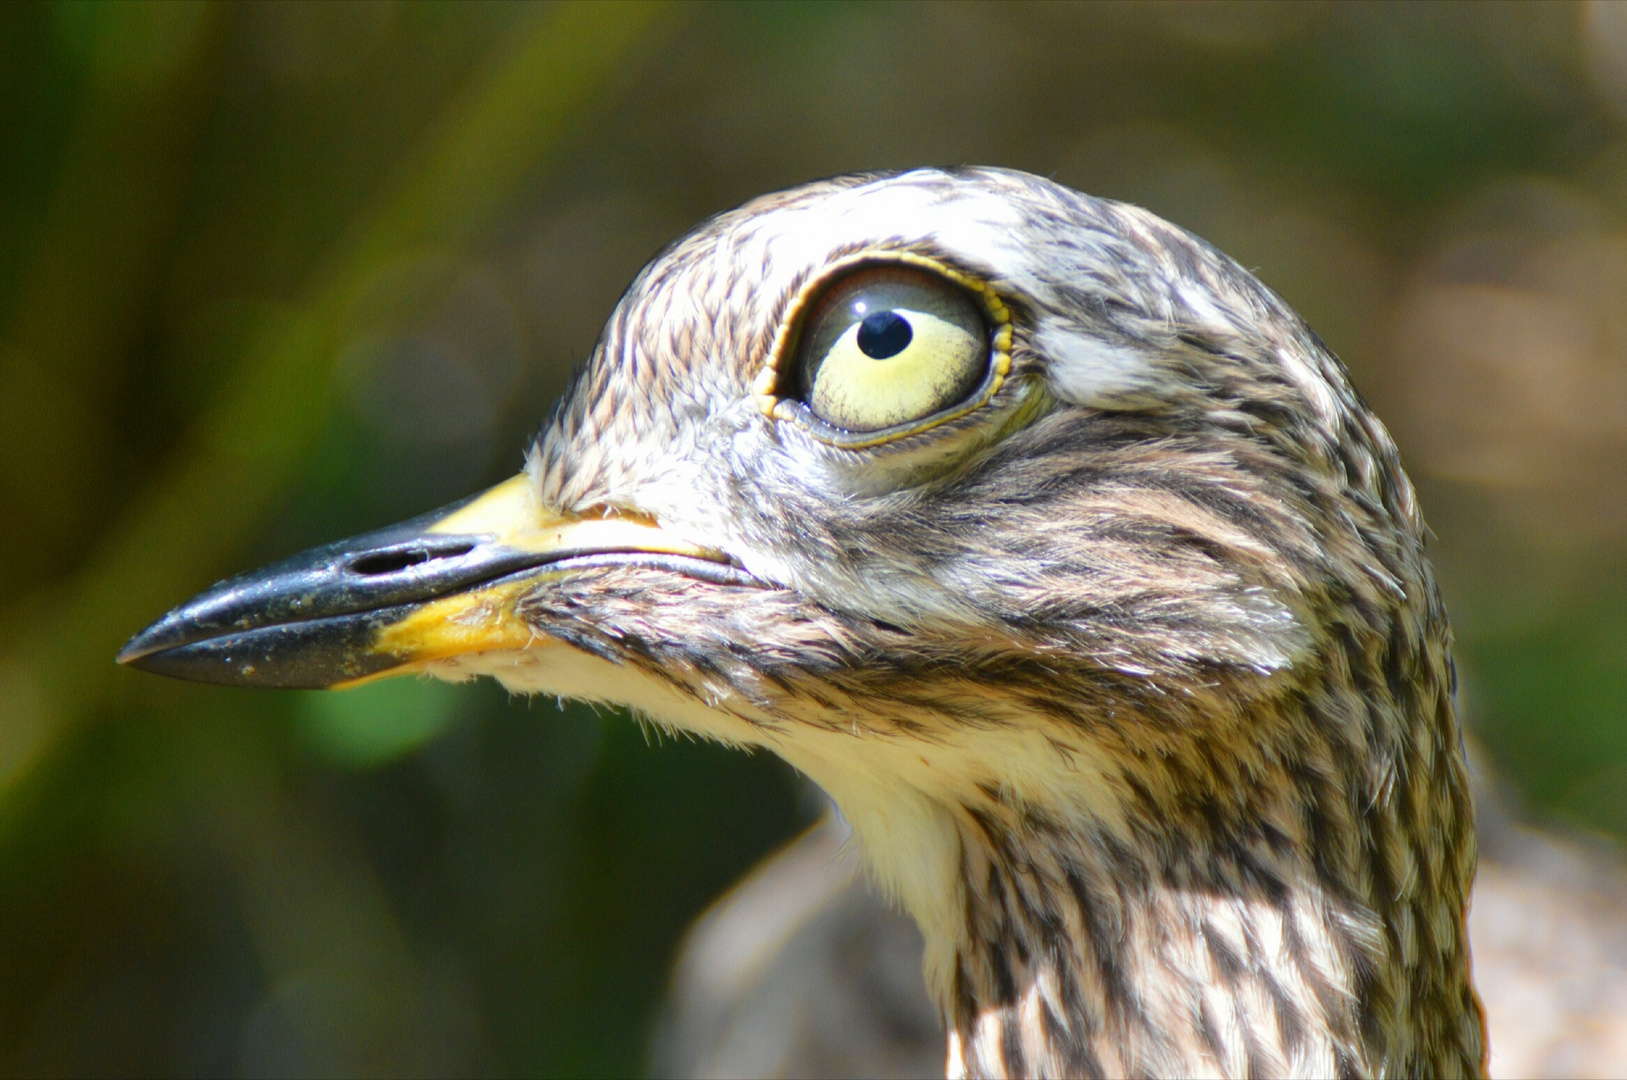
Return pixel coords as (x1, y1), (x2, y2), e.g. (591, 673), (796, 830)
(944, 810), (1375, 1078)
(787, 685), (1486, 1080)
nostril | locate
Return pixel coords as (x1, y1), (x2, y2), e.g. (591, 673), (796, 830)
(350, 551), (428, 575)
(348, 542), (474, 576)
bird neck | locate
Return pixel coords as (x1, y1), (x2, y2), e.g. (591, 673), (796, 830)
(790, 695), (1484, 1079)
(940, 803), (1371, 1079)
(898, 734), (1487, 1080)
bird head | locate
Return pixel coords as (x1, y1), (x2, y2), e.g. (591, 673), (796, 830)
(121, 168), (1480, 1075)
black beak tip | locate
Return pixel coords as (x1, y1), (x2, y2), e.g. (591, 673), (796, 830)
(114, 625), (197, 681)
(113, 596), (411, 689)
(116, 609), (189, 670)
(114, 641), (179, 678)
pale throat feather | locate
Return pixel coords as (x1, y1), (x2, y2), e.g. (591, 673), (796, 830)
(775, 713), (1379, 1080)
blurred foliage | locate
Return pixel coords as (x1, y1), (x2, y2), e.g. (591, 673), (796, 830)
(0, 1), (1625, 1075)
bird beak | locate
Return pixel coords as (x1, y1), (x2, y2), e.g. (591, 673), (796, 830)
(117, 473), (732, 689)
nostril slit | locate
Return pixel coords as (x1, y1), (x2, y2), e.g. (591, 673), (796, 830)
(349, 542), (474, 576)
(350, 551), (429, 575)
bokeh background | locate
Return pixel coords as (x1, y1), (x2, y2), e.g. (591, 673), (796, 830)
(1, 1), (1626, 1074)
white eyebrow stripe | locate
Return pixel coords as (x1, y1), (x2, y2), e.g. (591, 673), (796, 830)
(1034, 324), (1158, 405)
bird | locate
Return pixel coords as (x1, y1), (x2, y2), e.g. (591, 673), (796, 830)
(119, 167), (1486, 1078)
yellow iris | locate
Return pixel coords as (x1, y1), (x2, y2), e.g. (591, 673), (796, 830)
(796, 266), (988, 433)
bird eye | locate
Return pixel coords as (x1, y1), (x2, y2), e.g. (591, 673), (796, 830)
(792, 266), (989, 433)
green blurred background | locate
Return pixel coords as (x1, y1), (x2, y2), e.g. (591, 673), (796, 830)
(1, 1), (1625, 1074)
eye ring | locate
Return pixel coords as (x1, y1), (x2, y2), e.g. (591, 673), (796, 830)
(753, 253), (1014, 449)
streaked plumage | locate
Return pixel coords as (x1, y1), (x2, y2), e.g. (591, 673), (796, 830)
(656, 773), (1627, 1079)
(122, 168), (1486, 1077)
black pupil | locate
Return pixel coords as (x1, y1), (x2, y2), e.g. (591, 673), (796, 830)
(856, 310), (912, 360)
